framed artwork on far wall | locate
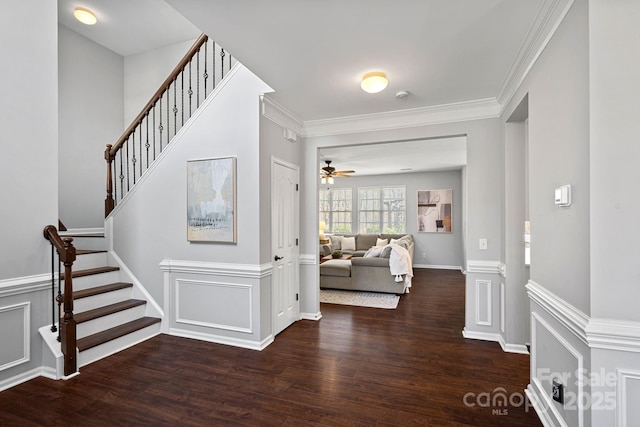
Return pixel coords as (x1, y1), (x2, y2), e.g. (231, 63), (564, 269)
(417, 189), (452, 233)
(187, 156), (237, 243)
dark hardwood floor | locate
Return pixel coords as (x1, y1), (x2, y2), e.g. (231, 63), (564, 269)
(0, 269), (541, 426)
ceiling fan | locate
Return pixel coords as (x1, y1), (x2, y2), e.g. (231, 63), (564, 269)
(320, 160), (355, 182)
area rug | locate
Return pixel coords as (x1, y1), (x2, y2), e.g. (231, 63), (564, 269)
(319, 289), (400, 309)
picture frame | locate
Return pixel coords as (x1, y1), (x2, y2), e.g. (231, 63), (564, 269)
(417, 189), (452, 233)
(187, 156), (237, 242)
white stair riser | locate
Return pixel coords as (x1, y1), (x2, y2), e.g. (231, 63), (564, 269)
(73, 252), (108, 270)
(65, 271), (122, 291)
(65, 236), (107, 251)
(76, 304), (147, 339)
(73, 288), (132, 313)
(78, 323), (161, 367)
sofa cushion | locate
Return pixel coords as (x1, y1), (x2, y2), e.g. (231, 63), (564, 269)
(357, 234), (378, 250)
(319, 259), (352, 277)
(341, 236), (356, 251)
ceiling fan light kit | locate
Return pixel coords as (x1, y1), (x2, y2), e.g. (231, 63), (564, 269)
(360, 71), (388, 94)
(320, 160), (355, 183)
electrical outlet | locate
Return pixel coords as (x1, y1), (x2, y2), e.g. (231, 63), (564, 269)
(479, 238), (488, 250)
(422, 252), (426, 258)
(552, 380), (564, 404)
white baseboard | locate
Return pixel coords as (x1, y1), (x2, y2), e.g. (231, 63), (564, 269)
(0, 367), (45, 392)
(169, 328), (274, 351)
(300, 311), (322, 321)
(462, 328), (529, 354)
(525, 383), (555, 427)
(413, 264), (463, 271)
(498, 335), (530, 354)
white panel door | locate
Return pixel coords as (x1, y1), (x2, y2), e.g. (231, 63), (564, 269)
(272, 159), (300, 336)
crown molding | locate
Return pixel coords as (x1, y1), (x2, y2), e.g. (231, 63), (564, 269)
(497, 0), (576, 112)
(302, 98), (501, 138)
(260, 94), (304, 137)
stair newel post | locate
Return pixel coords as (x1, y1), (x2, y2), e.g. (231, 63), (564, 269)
(60, 236), (77, 376)
(105, 144), (115, 217)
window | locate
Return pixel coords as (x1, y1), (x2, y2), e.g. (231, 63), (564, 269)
(358, 186), (406, 234)
(319, 188), (352, 233)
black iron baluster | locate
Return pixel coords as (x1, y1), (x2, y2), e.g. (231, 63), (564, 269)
(173, 78), (178, 136)
(126, 139), (130, 192)
(56, 255), (62, 342)
(50, 245), (57, 334)
(204, 41), (208, 98)
(139, 121), (143, 177)
(181, 70), (185, 126)
(113, 160), (118, 206)
(220, 48), (226, 79)
(131, 131), (137, 185)
(197, 49), (200, 107)
(159, 94), (163, 152)
(188, 59), (193, 116)
(212, 41), (216, 90)
(167, 86), (170, 145)
(145, 113), (150, 169)
(153, 104), (157, 159)
(119, 150), (124, 203)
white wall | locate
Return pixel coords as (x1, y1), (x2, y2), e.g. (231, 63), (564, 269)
(58, 25), (124, 228)
(124, 39), (196, 126)
(318, 170), (464, 268)
(112, 65), (273, 346)
(0, 0), (59, 388)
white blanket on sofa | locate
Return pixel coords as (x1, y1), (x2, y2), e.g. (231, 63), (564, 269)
(388, 244), (413, 288)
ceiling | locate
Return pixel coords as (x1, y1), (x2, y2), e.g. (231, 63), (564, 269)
(58, 0), (545, 175)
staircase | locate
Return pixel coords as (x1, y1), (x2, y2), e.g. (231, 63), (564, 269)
(60, 234), (161, 369)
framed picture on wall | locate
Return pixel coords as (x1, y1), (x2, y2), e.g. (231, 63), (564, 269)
(417, 189), (452, 233)
(187, 156), (237, 242)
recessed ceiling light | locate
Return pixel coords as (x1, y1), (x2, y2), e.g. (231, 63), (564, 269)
(360, 71), (388, 94)
(74, 7), (97, 25)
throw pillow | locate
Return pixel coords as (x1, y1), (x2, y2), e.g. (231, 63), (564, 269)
(341, 236), (356, 251)
(376, 238), (388, 247)
(329, 235), (342, 250)
(365, 246), (384, 257)
(380, 246), (393, 258)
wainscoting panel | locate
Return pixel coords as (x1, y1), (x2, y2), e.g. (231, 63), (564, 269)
(618, 369), (640, 427)
(0, 302), (30, 372)
(500, 281), (505, 333)
(175, 279), (252, 333)
(475, 280), (492, 326)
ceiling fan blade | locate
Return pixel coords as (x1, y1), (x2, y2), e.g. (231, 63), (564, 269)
(334, 170), (355, 174)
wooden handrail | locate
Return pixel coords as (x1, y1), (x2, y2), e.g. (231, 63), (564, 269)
(43, 225), (77, 376)
(108, 33), (208, 158)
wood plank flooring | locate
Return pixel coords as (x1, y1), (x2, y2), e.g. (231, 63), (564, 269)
(0, 269), (541, 426)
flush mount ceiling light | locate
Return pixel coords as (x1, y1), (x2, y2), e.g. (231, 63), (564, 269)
(360, 71), (388, 94)
(74, 7), (97, 25)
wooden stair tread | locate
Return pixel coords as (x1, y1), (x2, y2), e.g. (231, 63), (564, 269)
(72, 282), (133, 300)
(77, 317), (161, 352)
(76, 249), (108, 255)
(74, 299), (146, 324)
(62, 266), (119, 279)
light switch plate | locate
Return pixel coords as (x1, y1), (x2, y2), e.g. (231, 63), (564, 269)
(479, 238), (488, 250)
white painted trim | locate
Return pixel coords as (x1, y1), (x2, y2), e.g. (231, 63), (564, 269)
(159, 259), (273, 279)
(111, 251), (164, 317)
(0, 274), (51, 297)
(498, 263), (506, 278)
(300, 311), (322, 321)
(466, 260), (502, 274)
(260, 94), (304, 136)
(586, 318), (640, 353)
(0, 302), (30, 371)
(174, 279), (253, 334)
(526, 383), (558, 427)
(107, 64), (244, 220)
(0, 367), (46, 393)
(169, 328), (274, 351)
(526, 280), (589, 345)
(413, 264), (463, 271)
(299, 254), (317, 265)
(462, 328), (501, 343)
(498, 335), (529, 355)
(500, 281), (506, 333)
(60, 227), (104, 236)
(531, 311), (584, 427)
(303, 98), (500, 137)
(475, 279), (492, 326)
(498, 0), (576, 113)
(617, 369), (640, 427)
